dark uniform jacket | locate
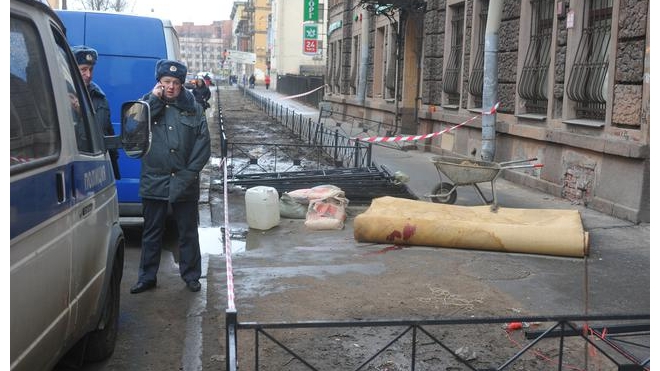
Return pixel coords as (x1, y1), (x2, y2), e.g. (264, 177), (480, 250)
(192, 84), (211, 110)
(89, 81), (121, 179)
(139, 88), (211, 203)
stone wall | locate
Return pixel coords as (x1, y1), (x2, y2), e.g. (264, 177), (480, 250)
(612, 0), (648, 127)
(422, 2), (445, 106)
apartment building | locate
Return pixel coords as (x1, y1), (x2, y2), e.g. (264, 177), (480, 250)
(177, 21), (233, 76)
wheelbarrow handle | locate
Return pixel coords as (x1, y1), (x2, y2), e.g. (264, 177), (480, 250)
(499, 157), (538, 166)
(502, 163), (544, 170)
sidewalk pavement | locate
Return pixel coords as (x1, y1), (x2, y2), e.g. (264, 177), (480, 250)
(218, 84), (650, 314)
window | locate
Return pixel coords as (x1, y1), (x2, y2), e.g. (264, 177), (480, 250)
(373, 26), (385, 98)
(385, 23), (397, 99)
(566, 0), (612, 120)
(10, 16), (60, 170)
(54, 29), (100, 154)
(334, 40), (342, 92)
(518, 0), (553, 114)
(443, 4), (464, 106)
(468, 0), (488, 108)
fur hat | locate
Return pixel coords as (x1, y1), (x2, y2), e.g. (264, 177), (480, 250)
(72, 45), (98, 66)
(155, 59), (187, 83)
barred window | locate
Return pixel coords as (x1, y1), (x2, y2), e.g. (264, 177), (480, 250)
(443, 4), (464, 106)
(468, 0), (488, 109)
(566, 0), (612, 120)
(518, 0), (553, 114)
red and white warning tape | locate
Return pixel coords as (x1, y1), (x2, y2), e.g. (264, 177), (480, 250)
(354, 102), (500, 143)
(278, 84), (329, 101)
(222, 157), (236, 311)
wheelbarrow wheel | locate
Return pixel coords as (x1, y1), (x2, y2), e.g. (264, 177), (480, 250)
(430, 182), (457, 204)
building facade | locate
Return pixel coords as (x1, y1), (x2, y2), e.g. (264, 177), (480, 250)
(269, 0), (328, 81)
(231, 0), (270, 80)
(325, 0), (650, 223)
(176, 21), (233, 77)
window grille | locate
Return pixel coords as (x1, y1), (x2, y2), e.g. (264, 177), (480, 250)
(566, 0), (612, 120)
(443, 5), (464, 106)
(468, 0), (488, 108)
(518, 0), (553, 114)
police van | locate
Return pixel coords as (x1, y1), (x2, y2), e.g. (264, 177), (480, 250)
(10, 0), (151, 369)
(56, 9), (181, 219)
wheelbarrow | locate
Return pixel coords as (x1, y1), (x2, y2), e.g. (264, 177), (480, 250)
(426, 156), (543, 210)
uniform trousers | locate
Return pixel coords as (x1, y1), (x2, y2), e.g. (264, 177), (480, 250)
(138, 198), (201, 284)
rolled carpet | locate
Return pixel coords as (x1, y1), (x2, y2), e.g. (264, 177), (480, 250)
(353, 196), (589, 257)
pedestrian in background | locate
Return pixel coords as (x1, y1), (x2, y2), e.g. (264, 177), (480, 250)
(130, 59), (211, 294)
(264, 74), (271, 90)
(249, 74), (256, 89)
(72, 45), (120, 179)
(192, 77), (211, 111)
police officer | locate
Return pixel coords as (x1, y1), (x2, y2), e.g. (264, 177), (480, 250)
(130, 60), (211, 294)
(72, 45), (120, 179)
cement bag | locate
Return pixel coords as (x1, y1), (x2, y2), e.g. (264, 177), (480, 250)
(279, 193), (307, 219)
(304, 190), (349, 230)
(353, 196), (589, 258)
(288, 185), (343, 204)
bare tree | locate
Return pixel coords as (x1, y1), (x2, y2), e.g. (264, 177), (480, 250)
(78, 0), (130, 11)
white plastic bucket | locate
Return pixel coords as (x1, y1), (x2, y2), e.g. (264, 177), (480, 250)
(245, 186), (280, 230)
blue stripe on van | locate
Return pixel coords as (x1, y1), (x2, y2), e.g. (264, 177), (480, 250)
(10, 159), (115, 240)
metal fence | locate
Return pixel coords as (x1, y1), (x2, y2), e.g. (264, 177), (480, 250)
(232, 88), (374, 170)
(226, 312), (649, 371)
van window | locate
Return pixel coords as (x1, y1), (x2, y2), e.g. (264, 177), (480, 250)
(10, 16), (60, 170)
(53, 29), (103, 155)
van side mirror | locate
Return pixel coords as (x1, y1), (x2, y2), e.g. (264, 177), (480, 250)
(121, 101), (151, 158)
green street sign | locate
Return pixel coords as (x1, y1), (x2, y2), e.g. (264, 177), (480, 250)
(303, 0), (318, 22)
(304, 24), (318, 39)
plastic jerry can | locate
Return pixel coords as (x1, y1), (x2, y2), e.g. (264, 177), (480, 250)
(245, 186), (280, 230)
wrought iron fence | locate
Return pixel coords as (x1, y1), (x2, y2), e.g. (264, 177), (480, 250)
(235, 89), (374, 170)
(226, 313), (649, 371)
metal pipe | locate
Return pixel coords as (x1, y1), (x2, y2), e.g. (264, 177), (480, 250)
(357, 9), (370, 105)
(481, 0), (504, 162)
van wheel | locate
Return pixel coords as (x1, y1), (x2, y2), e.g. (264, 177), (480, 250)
(84, 250), (122, 362)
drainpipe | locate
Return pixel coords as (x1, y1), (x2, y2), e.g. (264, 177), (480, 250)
(357, 10), (370, 105)
(393, 12), (405, 134)
(481, 0), (503, 162)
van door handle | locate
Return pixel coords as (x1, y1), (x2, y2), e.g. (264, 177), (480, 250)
(80, 202), (93, 218)
(56, 171), (66, 203)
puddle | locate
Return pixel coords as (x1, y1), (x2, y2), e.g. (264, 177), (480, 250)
(198, 226), (250, 255)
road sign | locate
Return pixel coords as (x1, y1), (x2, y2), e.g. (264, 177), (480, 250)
(224, 50), (256, 64)
(303, 39), (318, 54)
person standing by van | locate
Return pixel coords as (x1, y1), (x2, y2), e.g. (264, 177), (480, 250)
(72, 45), (120, 179)
(130, 60), (211, 294)
(264, 74), (271, 90)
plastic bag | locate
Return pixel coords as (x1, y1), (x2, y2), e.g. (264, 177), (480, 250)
(279, 193), (307, 219)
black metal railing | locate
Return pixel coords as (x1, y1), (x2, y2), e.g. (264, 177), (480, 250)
(236, 88), (374, 170)
(226, 313), (649, 371)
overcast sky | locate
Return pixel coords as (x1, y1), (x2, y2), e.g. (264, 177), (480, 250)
(130, 0), (234, 25)
(67, 0), (234, 25)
